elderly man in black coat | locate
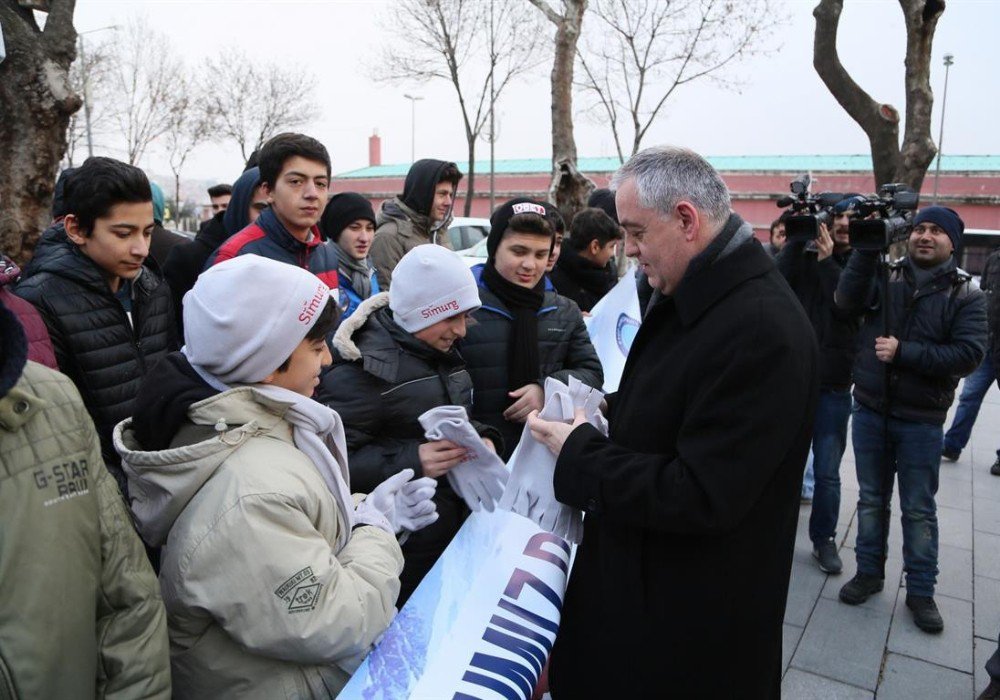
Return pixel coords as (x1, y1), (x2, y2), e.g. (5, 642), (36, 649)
(529, 146), (819, 698)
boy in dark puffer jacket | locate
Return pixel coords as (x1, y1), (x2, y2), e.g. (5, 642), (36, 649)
(319, 244), (502, 603)
(15, 157), (175, 497)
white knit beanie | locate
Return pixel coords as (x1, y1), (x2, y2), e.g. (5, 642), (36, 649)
(389, 245), (481, 333)
(183, 255), (331, 384)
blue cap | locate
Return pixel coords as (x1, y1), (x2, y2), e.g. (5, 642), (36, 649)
(913, 205), (964, 253)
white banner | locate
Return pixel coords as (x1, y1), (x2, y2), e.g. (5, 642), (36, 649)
(339, 509), (572, 700)
(584, 269), (641, 393)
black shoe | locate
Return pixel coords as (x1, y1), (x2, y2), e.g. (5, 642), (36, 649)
(839, 573), (884, 605)
(978, 679), (1000, 700)
(942, 447), (961, 462)
(906, 595), (944, 633)
(812, 538), (843, 574)
(991, 458), (1000, 476)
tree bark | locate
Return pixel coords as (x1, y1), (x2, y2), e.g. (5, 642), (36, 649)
(530, 0), (594, 220)
(0, 0), (80, 262)
(813, 0), (944, 190)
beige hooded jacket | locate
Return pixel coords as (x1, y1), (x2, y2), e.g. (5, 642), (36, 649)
(114, 386), (403, 699)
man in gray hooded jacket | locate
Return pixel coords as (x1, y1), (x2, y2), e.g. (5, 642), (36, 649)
(370, 159), (462, 289)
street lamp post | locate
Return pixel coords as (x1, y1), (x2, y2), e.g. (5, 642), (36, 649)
(403, 93), (424, 164)
(77, 25), (118, 159)
(932, 53), (954, 204)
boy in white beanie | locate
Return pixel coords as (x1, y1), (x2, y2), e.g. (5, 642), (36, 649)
(319, 244), (504, 603)
(114, 254), (438, 699)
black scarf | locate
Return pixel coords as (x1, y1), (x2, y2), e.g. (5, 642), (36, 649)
(482, 262), (545, 392)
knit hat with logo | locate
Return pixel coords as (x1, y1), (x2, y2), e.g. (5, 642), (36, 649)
(183, 254), (331, 383)
(389, 244), (481, 333)
(487, 197), (552, 260)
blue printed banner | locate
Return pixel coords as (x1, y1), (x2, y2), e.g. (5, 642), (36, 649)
(584, 268), (641, 393)
(339, 509), (571, 699)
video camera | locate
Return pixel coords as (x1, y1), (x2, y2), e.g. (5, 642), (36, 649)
(847, 184), (920, 252)
(775, 174), (844, 243)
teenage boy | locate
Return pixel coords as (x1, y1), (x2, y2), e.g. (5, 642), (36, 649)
(207, 182), (232, 214)
(209, 132), (339, 294)
(116, 255), (438, 699)
(0, 296), (170, 700)
(461, 197), (603, 458)
(370, 158), (463, 289)
(544, 203), (567, 275)
(15, 156), (175, 497)
(320, 192), (380, 320)
(550, 207), (623, 312)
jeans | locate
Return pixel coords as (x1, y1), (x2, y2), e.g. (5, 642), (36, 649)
(943, 354), (997, 455)
(801, 450), (814, 499)
(809, 389), (852, 545)
(851, 403), (942, 597)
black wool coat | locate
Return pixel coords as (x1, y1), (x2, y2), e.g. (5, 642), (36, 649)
(549, 230), (819, 699)
(14, 224), (175, 495)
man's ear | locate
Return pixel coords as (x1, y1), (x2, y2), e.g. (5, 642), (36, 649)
(588, 238), (601, 256)
(64, 214), (87, 245)
(676, 201), (701, 242)
(261, 181), (275, 204)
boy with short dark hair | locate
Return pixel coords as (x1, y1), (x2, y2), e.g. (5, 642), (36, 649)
(370, 158), (463, 289)
(461, 197), (603, 457)
(15, 156), (175, 496)
(209, 132), (340, 295)
(549, 206), (622, 312)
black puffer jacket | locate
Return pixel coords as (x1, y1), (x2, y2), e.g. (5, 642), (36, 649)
(836, 251), (986, 424)
(460, 273), (604, 458)
(318, 292), (501, 603)
(14, 224), (175, 492)
(776, 241), (860, 389)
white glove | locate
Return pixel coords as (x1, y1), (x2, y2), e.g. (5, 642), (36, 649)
(358, 468), (439, 535)
(418, 406), (509, 512)
(499, 377), (607, 544)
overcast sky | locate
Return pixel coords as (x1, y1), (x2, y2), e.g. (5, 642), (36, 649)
(72, 0), (998, 184)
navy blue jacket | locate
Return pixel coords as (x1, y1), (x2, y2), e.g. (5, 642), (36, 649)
(836, 252), (986, 424)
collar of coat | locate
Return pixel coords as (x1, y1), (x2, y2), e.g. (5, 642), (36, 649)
(670, 214), (774, 327)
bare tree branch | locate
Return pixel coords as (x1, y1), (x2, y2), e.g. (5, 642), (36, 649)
(813, 0), (943, 188)
(374, 0), (544, 216)
(577, 0), (779, 159)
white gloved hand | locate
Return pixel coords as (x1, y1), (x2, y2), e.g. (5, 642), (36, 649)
(419, 406), (509, 512)
(498, 376), (606, 544)
(359, 468), (440, 535)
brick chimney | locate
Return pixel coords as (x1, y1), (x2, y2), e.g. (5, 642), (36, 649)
(368, 130), (382, 167)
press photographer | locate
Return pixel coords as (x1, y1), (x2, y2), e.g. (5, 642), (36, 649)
(834, 204), (987, 633)
(777, 194), (864, 574)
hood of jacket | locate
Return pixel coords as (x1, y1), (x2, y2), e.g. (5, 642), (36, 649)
(332, 291), (461, 382)
(131, 351), (217, 451)
(401, 158), (456, 219)
(376, 196), (453, 239)
(223, 166), (262, 237)
(114, 385), (298, 547)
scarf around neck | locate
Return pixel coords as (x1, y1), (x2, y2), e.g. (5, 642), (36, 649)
(181, 350), (356, 551)
(333, 242), (373, 299)
(482, 262), (544, 393)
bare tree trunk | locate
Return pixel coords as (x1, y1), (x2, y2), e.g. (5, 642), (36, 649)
(813, 0), (943, 189)
(0, 0), (80, 263)
(465, 137), (476, 217)
(530, 0), (594, 219)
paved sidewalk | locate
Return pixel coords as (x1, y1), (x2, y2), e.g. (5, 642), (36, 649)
(783, 380), (1000, 698)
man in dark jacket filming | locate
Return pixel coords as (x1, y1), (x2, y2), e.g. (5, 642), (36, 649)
(777, 195), (863, 574)
(835, 205), (986, 634)
(527, 146), (819, 698)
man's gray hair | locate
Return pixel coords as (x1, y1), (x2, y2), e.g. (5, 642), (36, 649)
(610, 146), (731, 224)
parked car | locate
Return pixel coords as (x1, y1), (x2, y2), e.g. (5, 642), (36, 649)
(448, 217), (490, 251)
(456, 237), (488, 269)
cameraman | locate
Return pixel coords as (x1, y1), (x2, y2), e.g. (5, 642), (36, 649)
(835, 206), (986, 633)
(777, 196), (863, 574)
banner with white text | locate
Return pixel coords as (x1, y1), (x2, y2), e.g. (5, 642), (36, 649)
(338, 509), (572, 700)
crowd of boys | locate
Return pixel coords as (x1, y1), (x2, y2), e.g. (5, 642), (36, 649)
(1, 132), (998, 699)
